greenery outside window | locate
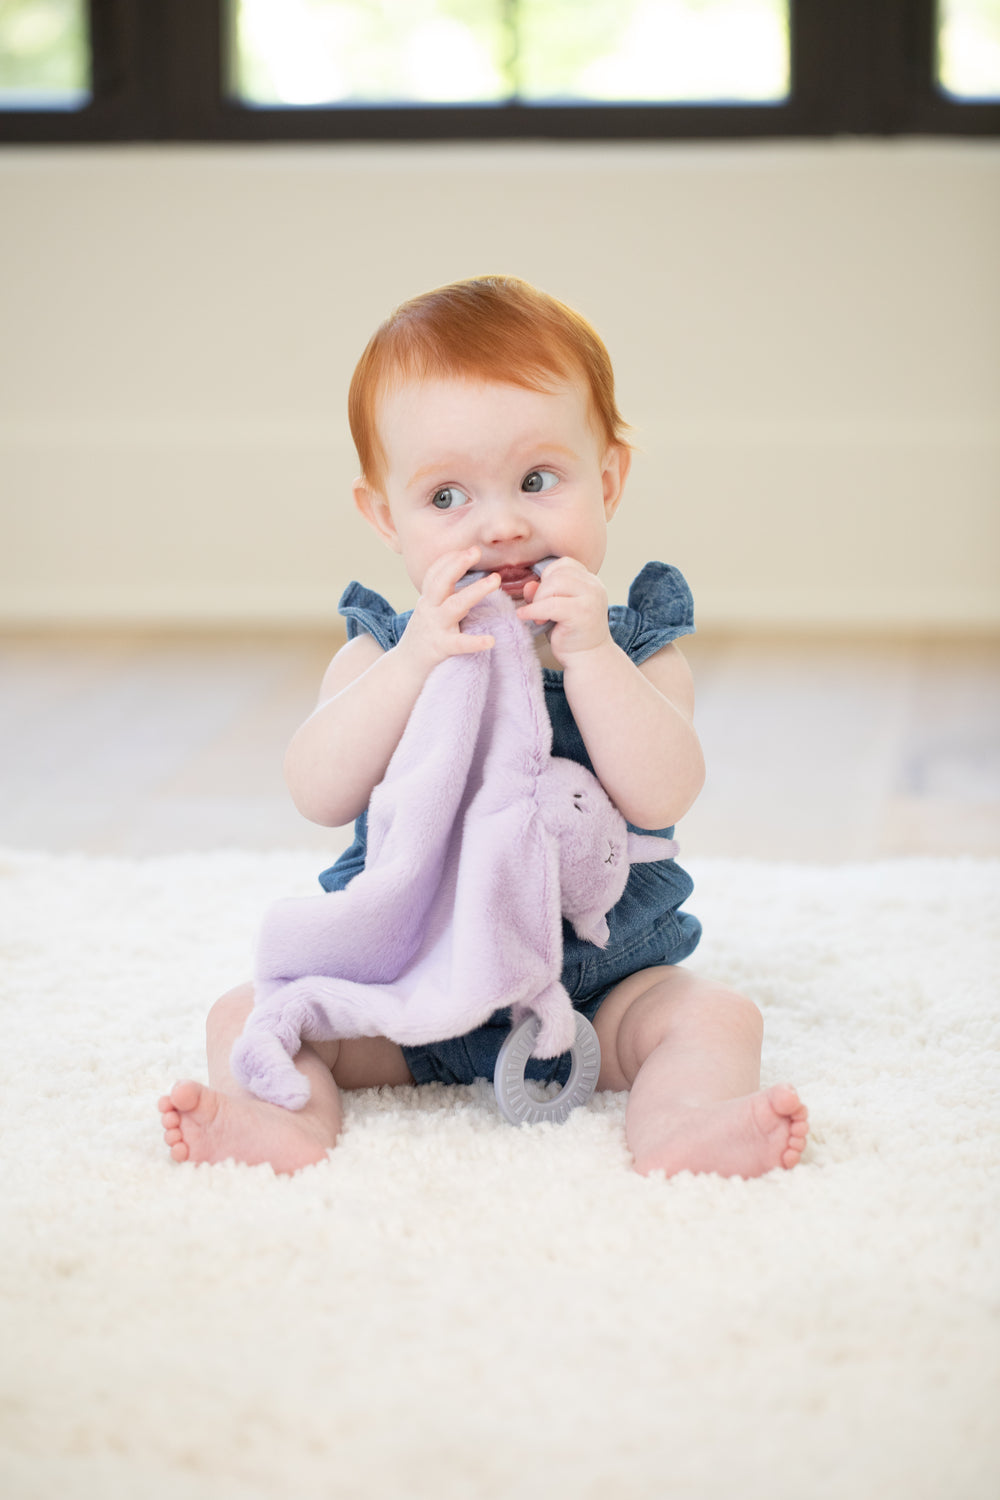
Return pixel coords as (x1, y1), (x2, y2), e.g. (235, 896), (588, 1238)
(937, 0), (1000, 98)
(228, 0), (791, 109)
(0, 0), (90, 107)
(0, 0), (997, 141)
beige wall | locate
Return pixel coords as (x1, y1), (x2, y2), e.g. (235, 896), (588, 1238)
(1, 140), (998, 630)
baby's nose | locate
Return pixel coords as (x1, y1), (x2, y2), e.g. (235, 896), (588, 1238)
(481, 500), (529, 543)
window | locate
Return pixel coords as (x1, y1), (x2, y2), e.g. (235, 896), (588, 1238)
(0, 0), (90, 107)
(228, 0), (790, 109)
(0, 0), (997, 142)
(937, 0), (1000, 99)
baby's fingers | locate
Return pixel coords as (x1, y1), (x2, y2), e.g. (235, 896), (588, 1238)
(422, 547), (487, 603)
(451, 569), (501, 616)
(517, 595), (570, 625)
(449, 571), (500, 645)
(451, 632), (495, 655)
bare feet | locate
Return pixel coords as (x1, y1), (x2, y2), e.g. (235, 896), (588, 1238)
(631, 1084), (809, 1180)
(158, 1080), (335, 1175)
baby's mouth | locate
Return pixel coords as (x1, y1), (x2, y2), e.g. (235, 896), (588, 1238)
(495, 565), (536, 596)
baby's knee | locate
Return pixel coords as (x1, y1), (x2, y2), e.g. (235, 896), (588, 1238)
(206, 981), (255, 1040)
(620, 974), (763, 1069)
(692, 983), (763, 1042)
(718, 987), (764, 1044)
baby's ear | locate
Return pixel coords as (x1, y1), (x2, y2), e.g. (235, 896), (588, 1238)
(602, 443), (631, 519)
(354, 479), (401, 553)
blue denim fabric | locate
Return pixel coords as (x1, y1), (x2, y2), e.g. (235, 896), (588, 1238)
(319, 561), (701, 1087)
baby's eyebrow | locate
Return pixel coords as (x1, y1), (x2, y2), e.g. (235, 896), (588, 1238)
(407, 443), (580, 489)
(530, 444), (577, 461)
(407, 444), (578, 486)
(407, 461), (456, 489)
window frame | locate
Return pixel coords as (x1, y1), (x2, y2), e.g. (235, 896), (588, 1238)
(0, 0), (997, 143)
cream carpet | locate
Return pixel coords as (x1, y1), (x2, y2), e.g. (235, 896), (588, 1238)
(1, 850), (998, 1500)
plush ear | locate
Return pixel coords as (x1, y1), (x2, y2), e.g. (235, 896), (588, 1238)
(569, 911), (611, 948)
(627, 834), (678, 864)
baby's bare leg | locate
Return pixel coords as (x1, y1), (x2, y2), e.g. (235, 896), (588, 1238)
(158, 983), (343, 1173)
(594, 967), (808, 1179)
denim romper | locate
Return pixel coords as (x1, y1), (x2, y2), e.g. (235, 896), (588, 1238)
(318, 560), (703, 1088)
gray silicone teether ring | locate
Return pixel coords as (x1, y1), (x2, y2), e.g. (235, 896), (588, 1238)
(493, 1012), (601, 1126)
(454, 569), (488, 590)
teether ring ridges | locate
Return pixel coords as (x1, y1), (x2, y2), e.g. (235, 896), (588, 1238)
(493, 1012), (601, 1126)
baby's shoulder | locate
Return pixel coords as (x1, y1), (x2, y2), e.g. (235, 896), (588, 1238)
(318, 631), (385, 704)
(610, 562), (695, 666)
(338, 581), (412, 652)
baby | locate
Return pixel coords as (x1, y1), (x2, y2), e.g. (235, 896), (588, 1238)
(159, 274), (808, 1178)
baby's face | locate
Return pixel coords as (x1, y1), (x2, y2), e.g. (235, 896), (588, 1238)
(358, 375), (628, 598)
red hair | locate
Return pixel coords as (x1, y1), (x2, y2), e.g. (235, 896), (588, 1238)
(349, 275), (630, 490)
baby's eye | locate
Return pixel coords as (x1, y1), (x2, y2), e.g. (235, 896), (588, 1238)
(521, 469), (559, 494)
(431, 486), (470, 510)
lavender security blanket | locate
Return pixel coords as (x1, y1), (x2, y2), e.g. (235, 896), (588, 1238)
(231, 589), (672, 1110)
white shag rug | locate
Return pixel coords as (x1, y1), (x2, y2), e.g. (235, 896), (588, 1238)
(1, 850), (998, 1500)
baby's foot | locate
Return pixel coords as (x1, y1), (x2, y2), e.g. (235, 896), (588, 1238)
(158, 1080), (333, 1175)
(632, 1084), (809, 1180)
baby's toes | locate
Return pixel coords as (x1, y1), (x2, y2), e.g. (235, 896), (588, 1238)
(769, 1083), (803, 1118)
(158, 1092), (191, 1158)
(168, 1079), (203, 1113)
(782, 1120), (809, 1168)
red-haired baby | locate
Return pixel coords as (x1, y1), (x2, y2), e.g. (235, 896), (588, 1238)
(159, 276), (808, 1178)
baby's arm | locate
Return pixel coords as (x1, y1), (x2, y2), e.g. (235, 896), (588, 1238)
(563, 640), (704, 830)
(284, 549), (499, 827)
(518, 560), (704, 830)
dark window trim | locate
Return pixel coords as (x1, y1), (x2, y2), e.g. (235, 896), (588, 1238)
(1, 0), (997, 144)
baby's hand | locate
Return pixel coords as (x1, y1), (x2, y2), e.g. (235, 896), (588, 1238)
(398, 548), (500, 674)
(516, 558), (612, 663)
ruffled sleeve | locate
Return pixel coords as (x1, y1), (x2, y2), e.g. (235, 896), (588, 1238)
(337, 582), (412, 652)
(608, 562), (695, 665)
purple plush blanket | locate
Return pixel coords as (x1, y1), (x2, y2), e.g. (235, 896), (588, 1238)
(231, 590), (670, 1109)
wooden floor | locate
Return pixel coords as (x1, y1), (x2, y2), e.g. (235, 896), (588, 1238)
(2, 628), (998, 862)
